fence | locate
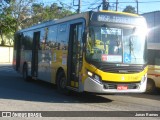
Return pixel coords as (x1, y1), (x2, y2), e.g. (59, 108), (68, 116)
(0, 46), (13, 63)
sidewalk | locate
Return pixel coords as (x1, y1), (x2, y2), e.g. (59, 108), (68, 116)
(0, 63), (12, 66)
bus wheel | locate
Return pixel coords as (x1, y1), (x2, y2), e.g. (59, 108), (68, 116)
(57, 72), (69, 94)
(23, 64), (30, 81)
(146, 79), (156, 94)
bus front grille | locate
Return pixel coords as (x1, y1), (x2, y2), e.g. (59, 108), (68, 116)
(100, 66), (144, 73)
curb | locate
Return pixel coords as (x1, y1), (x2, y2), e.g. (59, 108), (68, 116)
(0, 63), (12, 65)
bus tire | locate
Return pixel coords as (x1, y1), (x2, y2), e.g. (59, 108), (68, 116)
(57, 71), (69, 95)
(23, 64), (30, 81)
(146, 79), (156, 94)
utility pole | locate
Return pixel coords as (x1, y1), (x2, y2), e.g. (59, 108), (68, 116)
(0, 0), (2, 14)
(102, 0), (109, 10)
(97, 5), (101, 11)
(78, 0), (81, 13)
(0, 0), (4, 45)
(135, 0), (138, 14)
(73, 0), (81, 13)
(116, 0), (118, 11)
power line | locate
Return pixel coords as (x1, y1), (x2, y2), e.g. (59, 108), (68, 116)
(87, 0), (101, 9)
(109, 1), (160, 3)
(73, 0), (81, 13)
(32, 0), (160, 13)
(86, 0), (102, 11)
(57, 0), (77, 11)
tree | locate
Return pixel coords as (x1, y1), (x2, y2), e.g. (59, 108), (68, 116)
(0, 0), (16, 46)
(0, 0), (34, 46)
(22, 2), (73, 29)
(123, 5), (136, 14)
(0, 0), (73, 46)
(11, 0), (35, 31)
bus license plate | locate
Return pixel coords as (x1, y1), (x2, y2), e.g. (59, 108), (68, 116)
(117, 85), (128, 90)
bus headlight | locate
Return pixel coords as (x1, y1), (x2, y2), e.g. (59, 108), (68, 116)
(87, 70), (102, 84)
(87, 71), (93, 77)
(141, 73), (147, 84)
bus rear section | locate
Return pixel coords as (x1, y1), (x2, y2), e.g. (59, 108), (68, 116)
(147, 45), (160, 93)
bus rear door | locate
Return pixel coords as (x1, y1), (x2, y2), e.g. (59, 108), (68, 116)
(31, 31), (40, 78)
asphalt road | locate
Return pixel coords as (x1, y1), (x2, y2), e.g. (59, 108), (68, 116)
(0, 64), (160, 120)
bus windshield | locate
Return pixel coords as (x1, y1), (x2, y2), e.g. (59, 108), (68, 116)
(86, 25), (147, 64)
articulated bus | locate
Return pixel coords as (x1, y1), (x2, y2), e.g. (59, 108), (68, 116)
(13, 10), (148, 94)
(147, 43), (160, 93)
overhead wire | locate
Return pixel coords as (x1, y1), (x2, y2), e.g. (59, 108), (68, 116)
(34, 0), (160, 13)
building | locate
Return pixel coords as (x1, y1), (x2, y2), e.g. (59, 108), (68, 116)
(142, 11), (160, 93)
(142, 11), (160, 49)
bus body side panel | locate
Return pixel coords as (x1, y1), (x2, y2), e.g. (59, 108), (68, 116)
(26, 50), (32, 77)
(147, 48), (160, 89)
(50, 18), (86, 87)
(37, 50), (52, 82)
(19, 41), (26, 73)
(36, 28), (52, 82)
(148, 65), (160, 88)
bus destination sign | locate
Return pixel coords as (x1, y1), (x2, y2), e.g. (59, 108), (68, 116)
(97, 14), (134, 24)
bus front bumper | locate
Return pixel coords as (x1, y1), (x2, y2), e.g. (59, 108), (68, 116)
(84, 77), (147, 93)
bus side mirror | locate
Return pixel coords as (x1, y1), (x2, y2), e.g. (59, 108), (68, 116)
(82, 32), (87, 43)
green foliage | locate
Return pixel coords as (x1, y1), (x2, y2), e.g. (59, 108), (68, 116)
(123, 5), (136, 14)
(0, 0), (16, 46)
(0, 0), (73, 46)
(22, 3), (73, 28)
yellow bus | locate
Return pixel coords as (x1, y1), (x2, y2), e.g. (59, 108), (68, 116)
(13, 10), (148, 94)
(146, 43), (160, 93)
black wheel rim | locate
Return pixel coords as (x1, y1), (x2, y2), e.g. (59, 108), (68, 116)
(60, 77), (66, 89)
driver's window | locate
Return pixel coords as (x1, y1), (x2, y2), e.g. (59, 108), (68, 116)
(101, 28), (122, 55)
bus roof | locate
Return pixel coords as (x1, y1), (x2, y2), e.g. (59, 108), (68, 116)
(17, 12), (89, 33)
(17, 10), (142, 33)
(100, 10), (139, 17)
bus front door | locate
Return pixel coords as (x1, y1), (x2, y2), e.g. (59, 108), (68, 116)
(68, 23), (83, 90)
(31, 31), (40, 78)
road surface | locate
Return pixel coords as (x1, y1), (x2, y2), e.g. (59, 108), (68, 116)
(0, 64), (159, 119)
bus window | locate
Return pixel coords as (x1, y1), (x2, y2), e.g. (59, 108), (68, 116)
(57, 24), (67, 50)
(22, 31), (33, 50)
(47, 25), (58, 50)
(40, 28), (47, 50)
(86, 26), (122, 62)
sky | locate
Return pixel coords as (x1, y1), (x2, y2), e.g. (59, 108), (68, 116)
(34, 0), (160, 14)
